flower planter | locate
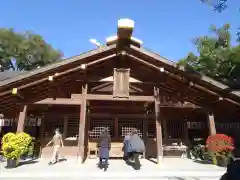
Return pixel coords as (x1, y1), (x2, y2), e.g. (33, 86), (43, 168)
(6, 159), (18, 168)
(216, 156), (230, 167)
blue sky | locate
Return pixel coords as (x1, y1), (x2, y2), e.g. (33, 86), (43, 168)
(1, 0), (239, 61)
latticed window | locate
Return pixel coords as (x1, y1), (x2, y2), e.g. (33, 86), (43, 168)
(167, 120), (184, 139)
(89, 119), (114, 139)
(67, 115), (80, 137)
(118, 119), (143, 138)
(147, 119), (156, 138)
(44, 115), (64, 137)
(187, 121), (205, 129)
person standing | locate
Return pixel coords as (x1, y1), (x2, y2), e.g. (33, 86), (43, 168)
(97, 128), (111, 171)
(46, 128), (64, 165)
(128, 129), (145, 169)
(123, 133), (131, 160)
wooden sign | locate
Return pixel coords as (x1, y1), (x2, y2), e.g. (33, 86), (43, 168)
(113, 68), (130, 98)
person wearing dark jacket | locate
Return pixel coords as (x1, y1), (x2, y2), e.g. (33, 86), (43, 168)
(128, 129), (145, 169)
(97, 128), (111, 171)
(220, 137), (240, 180)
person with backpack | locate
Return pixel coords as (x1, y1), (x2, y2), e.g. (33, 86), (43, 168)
(46, 128), (64, 165)
(128, 129), (145, 169)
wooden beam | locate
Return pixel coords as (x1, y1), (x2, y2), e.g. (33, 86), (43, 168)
(0, 73), (75, 108)
(127, 50), (240, 107)
(17, 105), (27, 132)
(88, 94), (154, 102)
(154, 87), (163, 164)
(91, 82), (112, 92)
(71, 94), (154, 102)
(89, 113), (155, 119)
(34, 98), (81, 105)
(63, 114), (68, 138)
(0, 54), (116, 97)
(77, 84), (88, 164)
(127, 54), (163, 72)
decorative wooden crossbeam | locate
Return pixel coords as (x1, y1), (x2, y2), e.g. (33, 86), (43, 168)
(34, 98), (81, 105)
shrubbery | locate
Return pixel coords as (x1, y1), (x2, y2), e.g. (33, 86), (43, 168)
(1, 132), (32, 160)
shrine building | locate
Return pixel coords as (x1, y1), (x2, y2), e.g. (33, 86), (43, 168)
(1, 19), (240, 164)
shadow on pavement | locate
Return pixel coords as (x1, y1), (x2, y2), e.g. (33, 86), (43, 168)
(18, 159), (39, 167)
(125, 159), (141, 170)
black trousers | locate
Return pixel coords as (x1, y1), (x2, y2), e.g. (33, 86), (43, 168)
(99, 158), (108, 164)
(128, 152), (139, 159)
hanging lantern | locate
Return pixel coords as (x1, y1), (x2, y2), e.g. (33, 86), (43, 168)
(48, 76), (53, 81)
(12, 88), (18, 95)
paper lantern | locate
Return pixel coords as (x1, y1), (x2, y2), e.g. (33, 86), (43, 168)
(48, 76), (53, 81)
(12, 88), (18, 95)
(80, 64), (86, 69)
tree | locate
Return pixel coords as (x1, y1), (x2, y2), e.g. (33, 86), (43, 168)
(0, 28), (62, 72)
(201, 0), (240, 41)
(178, 24), (240, 88)
(201, 0), (228, 12)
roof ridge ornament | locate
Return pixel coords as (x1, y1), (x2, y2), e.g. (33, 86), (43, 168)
(106, 19), (143, 47)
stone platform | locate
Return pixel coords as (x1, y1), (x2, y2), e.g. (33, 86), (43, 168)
(0, 158), (226, 180)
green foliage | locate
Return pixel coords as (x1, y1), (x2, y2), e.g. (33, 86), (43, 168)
(190, 144), (206, 160)
(16, 132), (33, 155)
(1, 132), (32, 160)
(178, 24), (240, 86)
(200, 0), (240, 41)
(0, 28), (63, 72)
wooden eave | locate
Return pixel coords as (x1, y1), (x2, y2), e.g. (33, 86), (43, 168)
(125, 45), (240, 106)
(0, 44), (117, 90)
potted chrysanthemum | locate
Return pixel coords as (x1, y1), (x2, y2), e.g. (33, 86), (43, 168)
(1, 132), (32, 168)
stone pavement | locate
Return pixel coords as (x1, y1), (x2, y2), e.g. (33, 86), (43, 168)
(0, 157), (226, 180)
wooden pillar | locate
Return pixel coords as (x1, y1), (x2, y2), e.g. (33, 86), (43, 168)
(114, 117), (119, 139)
(183, 118), (189, 145)
(17, 105), (27, 132)
(63, 115), (68, 139)
(208, 113), (216, 135)
(78, 84), (88, 163)
(39, 114), (46, 158)
(40, 117), (45, 143)
(143, 118), (148, 158)
(162, 119), (168, 142)
(154, 87), (163, 164)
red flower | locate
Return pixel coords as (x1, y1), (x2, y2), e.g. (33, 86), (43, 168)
(206, 134), (234, 153)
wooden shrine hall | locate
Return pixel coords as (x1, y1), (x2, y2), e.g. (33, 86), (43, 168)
(1, 19), (240, 164)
